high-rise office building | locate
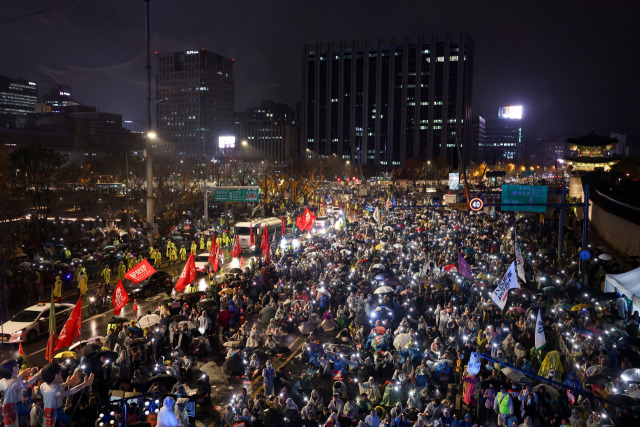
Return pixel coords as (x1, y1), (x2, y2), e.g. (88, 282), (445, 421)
(471, 115), (485, 164)
(302, 33), (474, 170)
(156, 49), (234, 158)
(36, 85), (81, 113)
(235, 101), (298, 163)
(483, 106), (524, 163)
(0, 75), (37, 126)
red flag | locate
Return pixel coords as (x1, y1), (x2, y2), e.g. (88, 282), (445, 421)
(240, 256), (244, 267)
(230, 234), (242, 258)
(175, 252), (196, 292)
(250, 224), (255, 247)
(54, 299), (82, 352)
(19, 342), (24, 356)
(281, 216), (285, 236)
(296, 207), (316, 232)
(125, 259), (156, 284)
(260, 225), (269, 252)
(213, 246), (221, 272)
(208, 232), (218, 265)
(112, 280), (130, 315)
(265, 248), (270, 265)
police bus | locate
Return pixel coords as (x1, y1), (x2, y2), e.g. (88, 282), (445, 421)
(234, 217), (282, 251)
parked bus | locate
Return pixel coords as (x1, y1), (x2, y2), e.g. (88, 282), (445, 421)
(234, 217), (282, 250)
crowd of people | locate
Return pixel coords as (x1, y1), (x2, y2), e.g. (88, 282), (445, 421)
(215, 205), (639, 426)
(2, 196), (640, 427)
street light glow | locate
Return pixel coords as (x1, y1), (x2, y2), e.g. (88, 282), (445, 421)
(147, 131), (157, 140)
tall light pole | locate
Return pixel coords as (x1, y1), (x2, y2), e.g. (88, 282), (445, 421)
(144, 0), (154, 244)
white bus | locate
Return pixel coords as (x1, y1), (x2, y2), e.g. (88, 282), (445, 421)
(234, 217), (282, 250)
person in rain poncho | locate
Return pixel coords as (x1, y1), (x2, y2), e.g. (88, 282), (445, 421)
(262, 360), (276, 396)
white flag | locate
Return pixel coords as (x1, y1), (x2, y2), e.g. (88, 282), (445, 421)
(535, 308), (546, 353)
(467, 352), (482, 375)
(373, 207), (381, 223)
(490, 262), (520, 310)
(514, 230), (526, 282)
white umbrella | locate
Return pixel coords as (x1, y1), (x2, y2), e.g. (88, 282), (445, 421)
(340, 249), (351, 255)
(87, 335), (104, 344)
(622, 368), (640, 382)
(178, 321), (197, 330)
(393, 333), (412, 350)
(598, 253), (613, 261)
(298, 321), (315, 334)
(18, 262), (31, 269)
(374, 286), (394, 294)
(502, 367), (531, 383)
(370, 264), (385, 270)
(138, 314), (161, 328)
(317, 288), (331, 296)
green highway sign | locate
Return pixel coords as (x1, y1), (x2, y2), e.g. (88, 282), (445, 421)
(520, 170), (534, 176)
(501, 185), (548, 213)
(213, 186), (259, 202)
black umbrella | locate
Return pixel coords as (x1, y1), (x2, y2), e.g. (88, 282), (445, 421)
(108, 317), (130, 325)
(197, 298), (218, 309)
(91, 350), (118, 363)
(222, 356), (245, 376)
(258, 306), (277, 323)
(169, 314), (189, 323)
(606, 394), (638, 408)
(148, 373), (178, 388)
(617, 348), (640, 366)
(619, 336), (640, 348)
(81, 343), (103, 356)
(584, 374), (611, 385)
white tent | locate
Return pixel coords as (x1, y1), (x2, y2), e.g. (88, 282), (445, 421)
(604, 267), (640, 315)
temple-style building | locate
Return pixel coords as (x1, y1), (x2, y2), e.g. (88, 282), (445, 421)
(565, 132), (619, 172)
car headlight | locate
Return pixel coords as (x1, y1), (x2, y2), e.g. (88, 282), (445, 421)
(89, 297), (95, 302)
(133, 289), (141, 293)
(11, 329), (25, 336)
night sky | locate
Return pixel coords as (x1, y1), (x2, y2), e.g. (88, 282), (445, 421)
(2, 0), (639, 146)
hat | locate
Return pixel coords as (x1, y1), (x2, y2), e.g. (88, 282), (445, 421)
(500, 385), (507, 390)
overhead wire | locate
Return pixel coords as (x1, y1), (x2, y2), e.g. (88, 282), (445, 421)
(0, 0), (77, 25)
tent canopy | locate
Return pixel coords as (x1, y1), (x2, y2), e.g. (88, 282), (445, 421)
(604, 267), (640, 314)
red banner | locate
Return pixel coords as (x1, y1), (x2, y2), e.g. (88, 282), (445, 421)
(281, 216), (285, 236)
(125, 259), (156, 284)
(112, 280), (130, 315)
(230, 234), (241, 258)
(208, 232), (217, 265)
(250, 224), (254, 247)
(54, 299), (82, 351)
(213, 246), (221, 272)
(175, 252), (196, 292)
(260, 225), (269, 252)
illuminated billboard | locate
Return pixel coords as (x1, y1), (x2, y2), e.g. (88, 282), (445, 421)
(448, 173), (460, 190)
(498, 105), (523, 120)
(218, 136), (236, 149)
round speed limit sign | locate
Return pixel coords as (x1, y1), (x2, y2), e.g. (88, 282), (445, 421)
(469, 198), (484, 212)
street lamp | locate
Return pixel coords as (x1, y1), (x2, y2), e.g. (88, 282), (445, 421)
(145, 131), (156, 243)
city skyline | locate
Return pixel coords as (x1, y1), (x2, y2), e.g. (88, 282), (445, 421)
(2, 0), (639, 146)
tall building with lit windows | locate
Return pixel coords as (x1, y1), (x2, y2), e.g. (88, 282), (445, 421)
(0, 75), (37, 127)
(483, 106), (524, 164)
(301, 33), (474, 170)
(156, 50), (234, 158)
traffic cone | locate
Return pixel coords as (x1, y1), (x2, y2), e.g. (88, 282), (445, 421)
(240, 256), (244, 267)
(133, 299), (138, 316)
(19, 342), (25, 357)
